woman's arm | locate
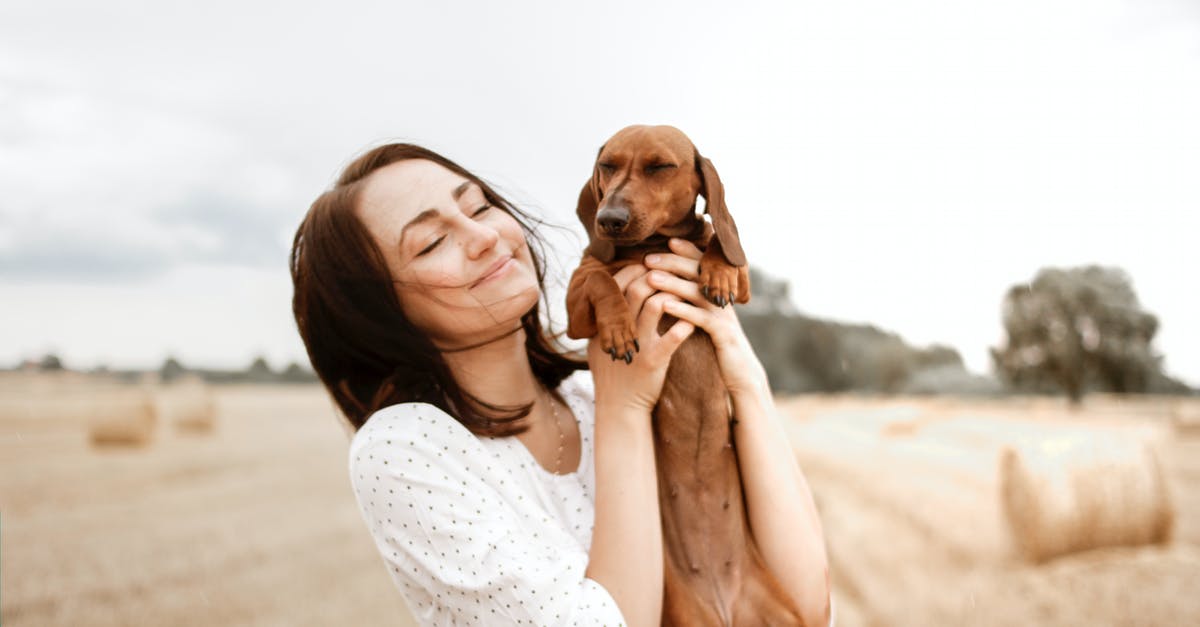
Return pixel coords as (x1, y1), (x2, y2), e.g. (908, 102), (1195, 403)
(583, 263), (695, 627)
(645, 238), (832, 627)
(585, 402), (662, 627)
(729, 383), (832, 627)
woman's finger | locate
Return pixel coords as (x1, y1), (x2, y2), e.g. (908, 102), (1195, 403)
(612, 263), (648, 292)
(659, 317), (696, 353)
(643, 252), (700, 281)
(624, 272), (656, 319)
(646, 269), (713, 308)
(668, 238), (704, 259)
(662, 298), (712, 331)
(636, 291), (683, 340)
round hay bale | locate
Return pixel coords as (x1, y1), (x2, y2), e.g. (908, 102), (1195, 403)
(157, 378), (216, 434)
(998, 435), (1174, 563)
(87, 389), (158, 447)
(1172, 400), (1200, 437)
(880, 412), (951, 438)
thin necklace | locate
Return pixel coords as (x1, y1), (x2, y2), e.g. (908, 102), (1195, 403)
(543, 386), (565, 474)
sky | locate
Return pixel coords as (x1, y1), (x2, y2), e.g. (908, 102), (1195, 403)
(1, 0), (1198, 386)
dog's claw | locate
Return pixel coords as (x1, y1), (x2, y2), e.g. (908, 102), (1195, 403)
(623, 351), (633, 364)
(717, 295), (726, 307)
(701, 285), (710, 299)
(607, 348), (617, 361)
(729, 291), (735, 305)
(633, 339), (640, 353)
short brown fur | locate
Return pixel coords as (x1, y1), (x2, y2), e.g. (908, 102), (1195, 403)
(566, 125), (805, 626)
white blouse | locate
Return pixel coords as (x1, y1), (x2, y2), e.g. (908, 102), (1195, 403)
(348, 368), (836, 627)
(348, 369), (626, 626)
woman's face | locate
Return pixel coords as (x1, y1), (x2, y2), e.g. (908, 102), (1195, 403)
(356, 159), (539, 348)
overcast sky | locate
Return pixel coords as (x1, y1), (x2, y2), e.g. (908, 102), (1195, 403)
(2, 0), (1197, 386)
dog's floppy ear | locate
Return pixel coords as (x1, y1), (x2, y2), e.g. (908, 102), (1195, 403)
(696, 151), (747, 267)
(576, 144), (615, 263)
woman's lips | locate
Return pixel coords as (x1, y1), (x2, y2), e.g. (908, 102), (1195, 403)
(472, 256), (515, 288)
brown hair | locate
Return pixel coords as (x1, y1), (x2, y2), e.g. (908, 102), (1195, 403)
(290, 143), (585, 435)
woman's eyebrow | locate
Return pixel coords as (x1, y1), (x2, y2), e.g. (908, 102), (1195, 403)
(398, 209), (440, 250)
(397, 181), (477, 249)
(451, 180), (473, 200)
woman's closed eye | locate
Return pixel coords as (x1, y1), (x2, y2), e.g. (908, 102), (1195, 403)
(415, 204), (494, 256)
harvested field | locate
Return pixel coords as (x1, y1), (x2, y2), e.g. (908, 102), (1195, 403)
(1, 381), (414, 627)
(780, 394), (1200, 627)
(2, 377), (1197, 626)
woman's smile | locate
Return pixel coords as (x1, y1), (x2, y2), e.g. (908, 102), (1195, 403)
(472, 255), (517, 288)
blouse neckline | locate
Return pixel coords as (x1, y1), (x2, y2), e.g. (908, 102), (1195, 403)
(508, 374), (588, 479)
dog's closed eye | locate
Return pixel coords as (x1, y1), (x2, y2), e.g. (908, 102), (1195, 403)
(644, 163), (677, 174)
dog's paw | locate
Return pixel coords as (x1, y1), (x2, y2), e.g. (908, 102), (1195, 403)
(698, 255), (744, 308)
(597, 311), (640, 364)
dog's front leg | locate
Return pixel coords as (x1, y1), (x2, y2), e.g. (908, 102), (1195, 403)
(698, 238), (751, 307)
(565, 258), (639, 363)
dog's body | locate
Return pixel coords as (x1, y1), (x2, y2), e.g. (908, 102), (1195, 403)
(566, 125), (805, 626)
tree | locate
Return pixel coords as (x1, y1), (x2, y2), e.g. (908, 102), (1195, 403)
(281, 361), (318, 383)
(160, 356), (186, 383)
(246, 355), (275, 382)
(991, 265), (1163, 403)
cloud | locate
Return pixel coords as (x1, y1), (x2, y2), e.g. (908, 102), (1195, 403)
(0, 65), (302, 281)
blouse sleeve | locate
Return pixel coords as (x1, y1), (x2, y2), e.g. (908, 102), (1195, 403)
(348, 403), (626, 627)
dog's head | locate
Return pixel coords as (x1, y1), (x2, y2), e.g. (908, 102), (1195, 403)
(576, 124), (746, 266)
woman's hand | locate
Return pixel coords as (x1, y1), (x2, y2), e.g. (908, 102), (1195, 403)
(642, 238), (770, 397)
(588, 263), (696, 414)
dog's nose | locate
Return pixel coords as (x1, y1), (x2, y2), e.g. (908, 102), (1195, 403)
(597, 206), (630, 234)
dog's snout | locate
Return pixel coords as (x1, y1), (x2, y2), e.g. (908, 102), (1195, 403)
(596, 206), (630, 234)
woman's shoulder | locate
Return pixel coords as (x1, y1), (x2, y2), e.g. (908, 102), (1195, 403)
(348, 402), (476, 472)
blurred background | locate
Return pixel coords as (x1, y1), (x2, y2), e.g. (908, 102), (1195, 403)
(2, 1), (1197, 625)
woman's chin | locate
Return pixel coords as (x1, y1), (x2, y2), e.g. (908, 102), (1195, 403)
(475, 279), (538, 317)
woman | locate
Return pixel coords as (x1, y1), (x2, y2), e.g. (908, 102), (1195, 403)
(290, 143), (832, 626)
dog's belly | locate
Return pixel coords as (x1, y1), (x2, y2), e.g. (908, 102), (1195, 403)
(655, 330), (744, 624)
(652, 324), (806, 626)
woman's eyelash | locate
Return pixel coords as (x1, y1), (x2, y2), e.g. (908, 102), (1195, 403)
(415, 204), (494, 256)
(417, 237), (444, 256)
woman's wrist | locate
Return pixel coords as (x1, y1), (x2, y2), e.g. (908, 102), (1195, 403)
(728, 376), (773, 411)
(723, 352), (771, 398)
(594, 398), (656, 426)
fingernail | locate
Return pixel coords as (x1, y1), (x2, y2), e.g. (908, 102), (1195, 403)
(645, 254), (660, 264)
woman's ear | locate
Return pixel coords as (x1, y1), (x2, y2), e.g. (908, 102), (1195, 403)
(696, 151), (747, 267)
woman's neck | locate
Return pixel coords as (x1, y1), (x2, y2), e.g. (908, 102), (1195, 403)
(439, 325), (540, 408)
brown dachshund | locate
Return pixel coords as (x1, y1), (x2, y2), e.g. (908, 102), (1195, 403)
(566, 125), (806, 626)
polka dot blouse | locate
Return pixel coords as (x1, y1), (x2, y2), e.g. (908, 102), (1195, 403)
(348, 369), (626, 626)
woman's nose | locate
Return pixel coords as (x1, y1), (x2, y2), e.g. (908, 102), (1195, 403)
(462, 215), (500, 259)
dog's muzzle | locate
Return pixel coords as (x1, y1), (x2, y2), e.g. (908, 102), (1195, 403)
(596, 205), (630, 237)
